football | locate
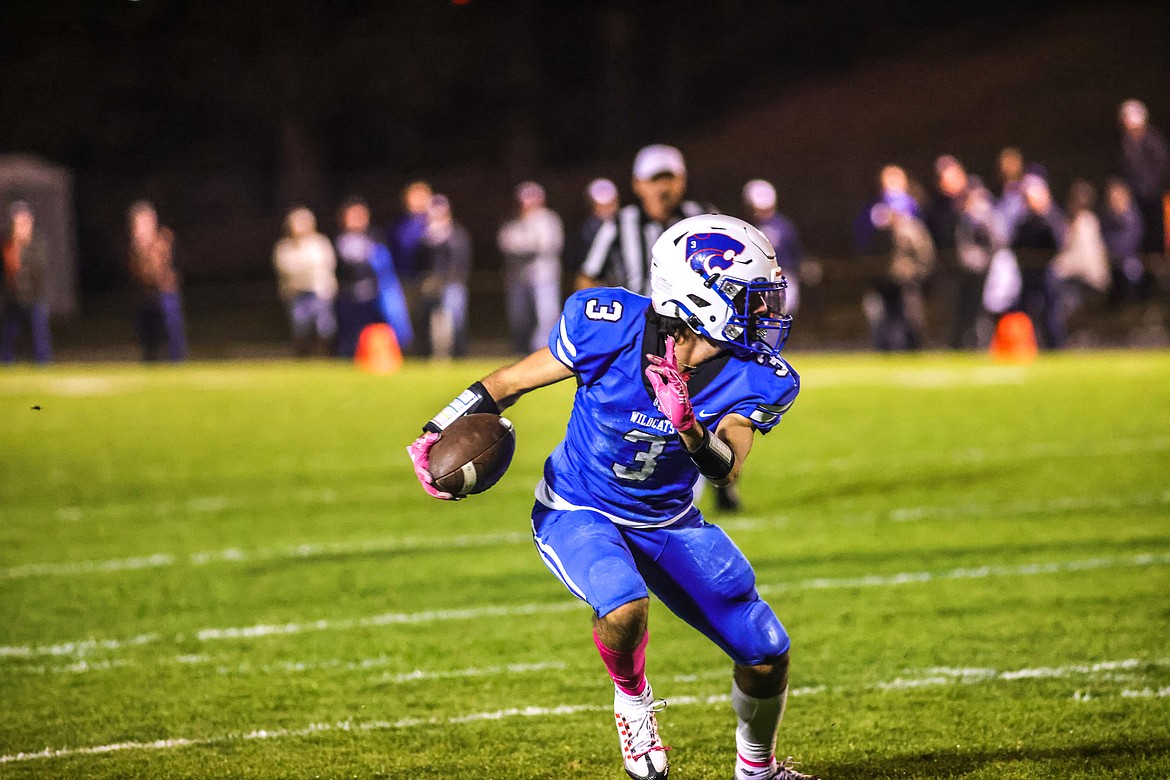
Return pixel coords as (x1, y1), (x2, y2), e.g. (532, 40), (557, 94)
(428, 414), (516, 496)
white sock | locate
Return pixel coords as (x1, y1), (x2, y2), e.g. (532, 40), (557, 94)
(732, 680), (787, 777)
(615, 680), (654, 710)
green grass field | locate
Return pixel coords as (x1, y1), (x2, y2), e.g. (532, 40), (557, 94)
(2, 352), (1168, 779)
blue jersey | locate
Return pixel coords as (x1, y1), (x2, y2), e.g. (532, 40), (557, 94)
(538, 288), (799, 528)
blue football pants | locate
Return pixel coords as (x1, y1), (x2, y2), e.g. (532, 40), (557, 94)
(531, 503), (790, 666)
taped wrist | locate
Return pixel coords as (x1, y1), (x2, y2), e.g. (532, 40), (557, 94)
(689, 425), (735, 481)
(423, 381), (501, 433)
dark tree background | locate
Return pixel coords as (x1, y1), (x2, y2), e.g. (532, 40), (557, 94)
(1, 0), (1166, 306)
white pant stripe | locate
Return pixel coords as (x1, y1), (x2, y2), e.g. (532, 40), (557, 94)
(532, 533), (588, 602)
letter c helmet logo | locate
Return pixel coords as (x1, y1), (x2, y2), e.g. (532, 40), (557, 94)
(687, 232), (746, 274)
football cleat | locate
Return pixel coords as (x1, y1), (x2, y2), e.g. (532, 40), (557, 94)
(734, 756), (820, 780)
(615, 690), (670, 779)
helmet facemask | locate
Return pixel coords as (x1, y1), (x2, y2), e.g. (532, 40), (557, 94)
(718, 270), (792, 355)
(677, 269), (792, 357)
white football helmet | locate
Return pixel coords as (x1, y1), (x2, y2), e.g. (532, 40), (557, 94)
(649, 214), (791, 357)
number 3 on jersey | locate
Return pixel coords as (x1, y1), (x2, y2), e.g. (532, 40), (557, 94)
(613, 430), (665, 482)
(585, 299), (623, 322)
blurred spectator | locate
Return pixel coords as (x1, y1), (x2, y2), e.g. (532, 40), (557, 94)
(572, 178), (620, 276)
(883, 164), (925, 218)
(391, 181), (433, 355)
(924, 154), (969, 252)
(862, 203), (936, 351)
(982, 244), (1023, 320)
(996, 147), (1028, 236)
(498, 181), (564, 354)
(127, 200), (187, 362)
(1052, 180), (1110, 336)
(853, 164), (921, 254)
(743, 178), (805, 314)
(576, 144), (705, 293)
(1100, 177), (1146, 304)
(390, 181), (433, 281)
(333, 196), (413, 359)
(953, 183), (1006, 348)
(1, 202), (51, 364)
(273, 206), (338, 357)
(418, 195), (472, 359)
(1011, 174), (1068, 348)
(1118, 99), (1168, 254)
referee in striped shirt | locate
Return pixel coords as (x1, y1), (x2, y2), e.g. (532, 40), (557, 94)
(574, 145), (744, 513)
(575, 144), (709, 295)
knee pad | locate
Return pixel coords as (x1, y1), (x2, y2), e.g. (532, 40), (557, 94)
(707, 549), (757, 601)
(731, 599), (790, 666)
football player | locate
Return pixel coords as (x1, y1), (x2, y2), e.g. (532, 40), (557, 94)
(409, 214), (817, 780)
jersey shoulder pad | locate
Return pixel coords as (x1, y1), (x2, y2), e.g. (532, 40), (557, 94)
(570, 287), (644, 322)
(550, 288), (647, 379)
(735, 353), (800, 432)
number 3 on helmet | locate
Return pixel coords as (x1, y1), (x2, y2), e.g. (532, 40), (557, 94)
(649, 214), (792, 358)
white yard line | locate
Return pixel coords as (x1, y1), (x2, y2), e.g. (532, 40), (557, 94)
(4, 659), (135, 676)
(887, 489), (1170, 523)
(193, 601), (583, 642)
(373, 661), (566, 685)
(0, 633), (160, 660)
(787, 436), (1170, 477)
(2, 555), (178, 579)
(8, 484), (1168, 581)
(3, 656), (1166, 765)
(4, 552), (1167, 662)
(875, 658), (1170, 690)
(215, 658), (566, 683)
(756, 552), (1170, 595)
(3, 654), (565, 683)
(1, 531), (530, 580)
(728, 490), (1170, 532)
(1120, 687), (1170, 698)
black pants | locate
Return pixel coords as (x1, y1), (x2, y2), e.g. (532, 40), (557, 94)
(950, 269), (988, 349)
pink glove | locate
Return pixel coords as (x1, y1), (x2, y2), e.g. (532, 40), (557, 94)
(645, 336), (696, 432)
(406, 432), (460, 500)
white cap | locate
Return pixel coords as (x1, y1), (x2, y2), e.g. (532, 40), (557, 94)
(633, 144), (686, 180)
(1120, 99), (1148, 126)
(587, 178), (618, 204)
(742, 179), (776, 210)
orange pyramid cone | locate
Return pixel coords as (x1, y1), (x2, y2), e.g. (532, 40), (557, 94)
(990, 312), (1038, 364)
(355, 323), (403, 374)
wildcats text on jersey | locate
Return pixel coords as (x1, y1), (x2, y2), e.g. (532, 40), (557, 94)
(630, 410), (675, 435)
